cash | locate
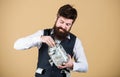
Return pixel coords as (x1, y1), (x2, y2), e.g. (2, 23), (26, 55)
(48, 44), (69, 66)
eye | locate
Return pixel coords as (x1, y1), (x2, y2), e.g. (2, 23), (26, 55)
(66, 23), (72, 26)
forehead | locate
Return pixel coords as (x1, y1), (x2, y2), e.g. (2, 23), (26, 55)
(58, 16), (73, 23)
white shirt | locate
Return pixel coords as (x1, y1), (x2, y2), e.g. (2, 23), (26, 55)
(14, 29), (88, 72)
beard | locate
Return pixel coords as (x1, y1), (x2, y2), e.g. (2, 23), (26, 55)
(53, 25), (70, 40)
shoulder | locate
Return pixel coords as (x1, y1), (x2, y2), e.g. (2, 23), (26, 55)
(69, 32), (82, 42)
(69, 33), (83, 45)
(69, 32), (76, 40)
(43, 28), (52, 35)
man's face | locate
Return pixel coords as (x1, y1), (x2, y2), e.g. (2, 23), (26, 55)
(53, 16), (73, 39)
(55, 16), (73, 33)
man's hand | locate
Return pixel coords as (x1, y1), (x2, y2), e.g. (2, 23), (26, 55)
(40, 36), (55, 47)
(57, 55), (73, 69)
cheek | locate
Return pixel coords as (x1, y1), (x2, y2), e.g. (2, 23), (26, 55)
(55, 22), (61, 27)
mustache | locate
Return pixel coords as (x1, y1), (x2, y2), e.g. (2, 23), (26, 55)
(57, 27), (67, 32)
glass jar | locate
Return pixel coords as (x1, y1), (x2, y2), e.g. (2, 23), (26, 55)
(48, 44), (69, 66)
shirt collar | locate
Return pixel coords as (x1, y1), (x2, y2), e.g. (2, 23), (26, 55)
(50, 29), (71, 39)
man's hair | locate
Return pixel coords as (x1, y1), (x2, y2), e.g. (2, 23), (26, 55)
(57, 4), (77, 22)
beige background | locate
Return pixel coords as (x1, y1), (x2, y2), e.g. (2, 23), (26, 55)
(0, 0), (120, 77)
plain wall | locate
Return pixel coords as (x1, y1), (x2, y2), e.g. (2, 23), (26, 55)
(0, 0), (120, 77)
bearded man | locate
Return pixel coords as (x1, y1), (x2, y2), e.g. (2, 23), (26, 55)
(14, 4), (88, 77)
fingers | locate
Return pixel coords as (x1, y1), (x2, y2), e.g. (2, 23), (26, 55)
(57, 62), (69, 69)
(57, 65), (67, 69)
(57, 55), (73, 69)
(40, 36), (55, 47)
(67, 54), (71, 59)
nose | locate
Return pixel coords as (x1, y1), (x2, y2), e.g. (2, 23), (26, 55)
(61, 23), (67, 29)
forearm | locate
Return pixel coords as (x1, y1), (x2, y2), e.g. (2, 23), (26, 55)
(14, 30), (43, 50)
(14, 36), (41, 50)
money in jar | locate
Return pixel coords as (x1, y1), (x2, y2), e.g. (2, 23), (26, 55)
(48, 44), (69, 66)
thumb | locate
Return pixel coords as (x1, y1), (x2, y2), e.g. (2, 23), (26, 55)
(67, 54), (71, 59)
